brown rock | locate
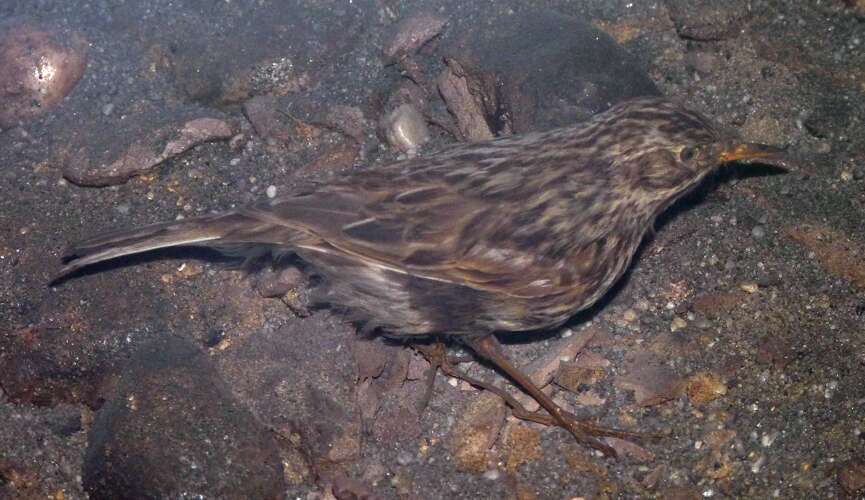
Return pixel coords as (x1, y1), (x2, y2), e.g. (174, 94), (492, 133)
(555, 362), (604, 393)
(299, 141), (361, 176)
(692, 292), (743, 319)
(0, 324), (104, 407)
(243, 95), (296, 144)
(615, 352), (684, 406)
(685, 372), (728, 406)
(504, 424), (542, 472)
(446, 392), (506, 472)
(838, 460), (865, 495)
(755, 334), (794, 370)
(437, 59), (494, 142)
(604, 436), (655, 463)
(0, 21), (88, 128)
(62, 117), (235, 186)
(516, 326), (599, 411)
(786, 224), (865, 290)
(664, 0), (750, 41)
(383, 11), (447, 63)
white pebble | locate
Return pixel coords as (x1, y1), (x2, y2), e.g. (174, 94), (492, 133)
(266, 185), (277, 198)
(381, 104), (429, 156)
(482, 469), (501, 481)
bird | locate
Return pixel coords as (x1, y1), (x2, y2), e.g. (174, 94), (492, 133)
(56, 96), (790, 456)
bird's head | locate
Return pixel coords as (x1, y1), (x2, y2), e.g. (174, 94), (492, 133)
(610, 98), (793, 203)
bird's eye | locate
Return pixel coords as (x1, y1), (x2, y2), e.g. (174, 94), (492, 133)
(679, 147), (696, 162)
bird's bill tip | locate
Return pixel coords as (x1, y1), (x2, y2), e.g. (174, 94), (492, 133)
(718, 143), (796, 171)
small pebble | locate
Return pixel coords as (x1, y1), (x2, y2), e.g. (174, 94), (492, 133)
(102, 103), (114, 116)
(751, 225), (766, 239)
(230, 158), (241, 166)
(396, 450), (414, 466)
(695, 318), (712, 329)
(670, 316), (687, 332)
(381, 103), (429, 156)
(622, 309), (638, 322)
(482, 469), (501, 481)
(266, 185), (277, 198)
(740, 282), (759, 294)
(761, 432), (777, 447)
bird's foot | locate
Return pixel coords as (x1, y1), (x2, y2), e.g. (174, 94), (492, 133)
(507, 405), (663, 458)
(464, 334), (663, 459)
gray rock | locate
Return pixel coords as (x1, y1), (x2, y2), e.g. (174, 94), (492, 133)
(83, 335), (286, 499)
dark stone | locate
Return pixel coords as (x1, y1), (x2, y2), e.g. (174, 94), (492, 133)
(83, 334), (285, 499)
(803, 98), (851, 139)
(440, 9), (659, 136)
(665, 0), (750, 41)
(213, 315), (362, 464)
(0, 325), (105, 408)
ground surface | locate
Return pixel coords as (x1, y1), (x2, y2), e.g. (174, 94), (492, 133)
(1, 1), (864, 499)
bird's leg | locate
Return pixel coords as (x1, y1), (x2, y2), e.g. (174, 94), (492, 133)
(413, 342), (548, 420)
(413, 342), (446, 414)
(465, 334), (650, 458)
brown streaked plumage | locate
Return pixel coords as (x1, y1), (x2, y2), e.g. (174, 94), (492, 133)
(56, 96), (791, 456)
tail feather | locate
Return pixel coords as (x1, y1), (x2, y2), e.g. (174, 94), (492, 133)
(54, 211), (270, 281)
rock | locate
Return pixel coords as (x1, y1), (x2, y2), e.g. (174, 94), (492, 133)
(692, 292), (743, 319)
(741, 114), (788, 146)
(352, 338), (393, 381)
(439, 9), (658, 135)
(614, 352), (684, 406)
(785, 224), (865, 291)
(62, 117), (235, 186)
(755, 334), (794, 370)
(0, 325), (105, 407)
(383, 11), (447, 63)
(0, 21), (88, 128)
(803, 98), (851, 139)
(665, 0), (750, 41)
(838, 460), (865, 495)
(381, 103), (430, 155)
(504, 424), (541, 472)
(243, 95), (295, 144)
(0, 404), (87, 499)
(213, 316), (362, 466)
(604, 436), (655, 463)
(555, 362), (604, 393)
(255, 266), (307, 299)
(516, 326), (599, 411)
(446, 392), (507, 472)
(166, 2), (373, 106)
(83, 335), (285, 498)
(685, 372), (727, 406)
(437, 59), (495, 141)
